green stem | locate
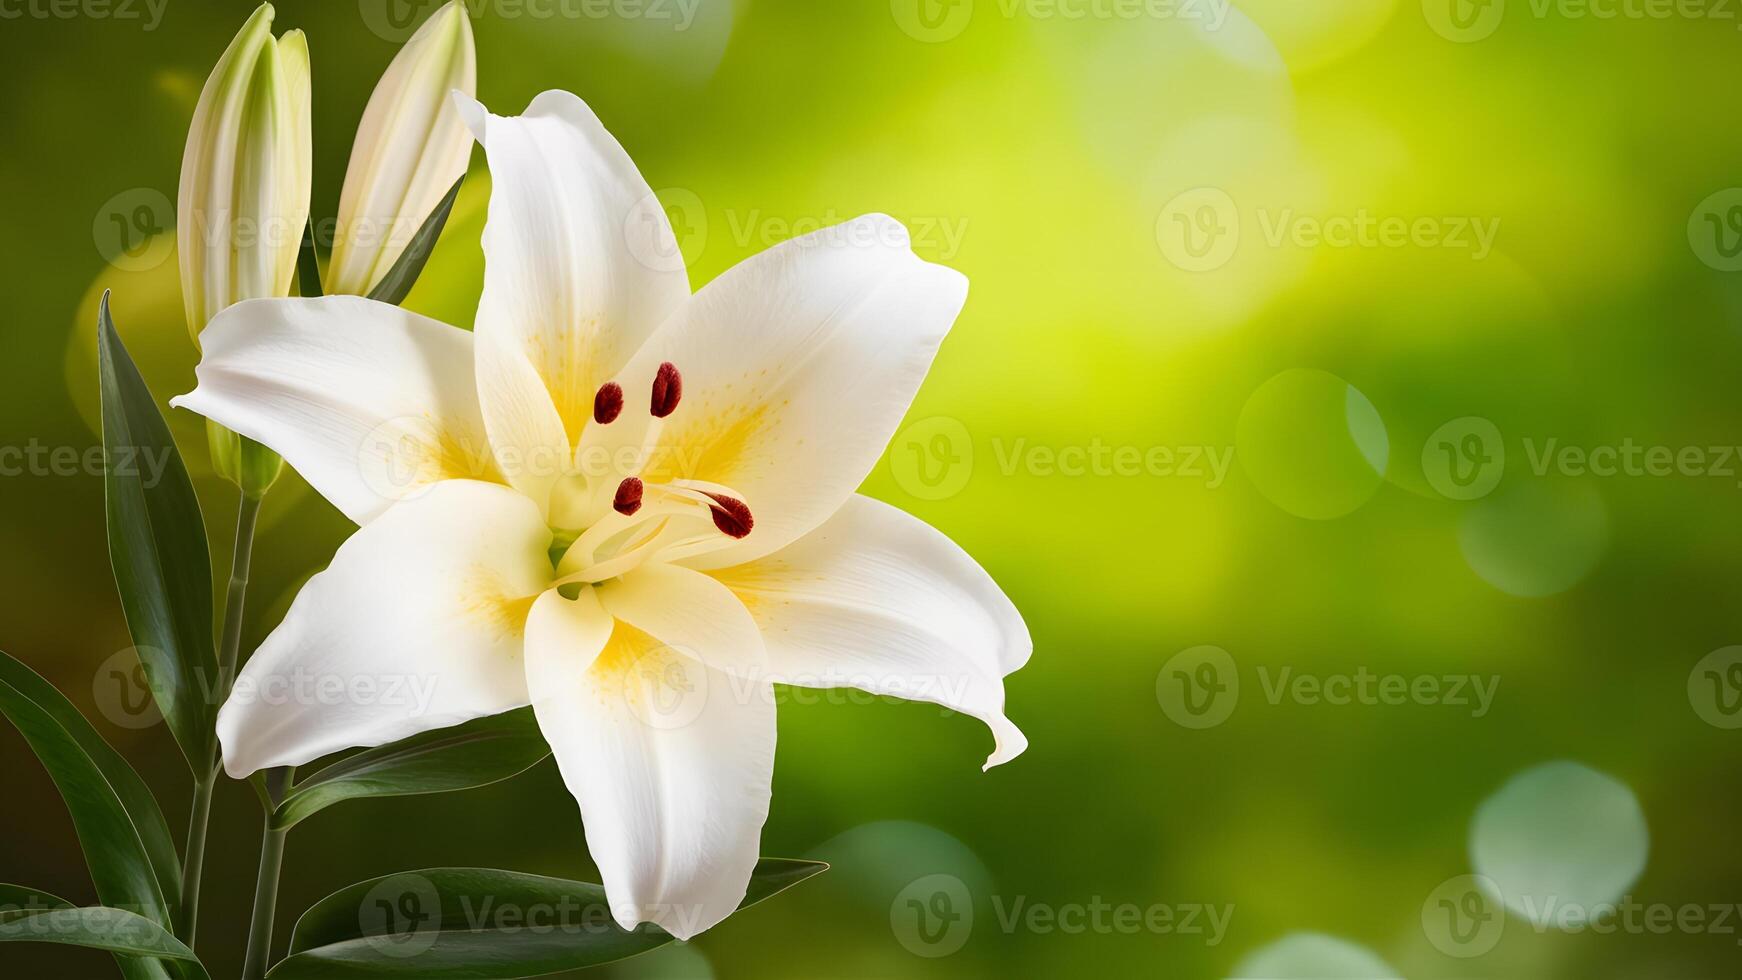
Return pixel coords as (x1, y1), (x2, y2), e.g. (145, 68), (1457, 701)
(241, 788), (290, 980)
(176, 772), (217, 945)
(177, 491), (263, 946)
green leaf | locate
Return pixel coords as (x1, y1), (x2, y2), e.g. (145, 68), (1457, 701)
(274, 709), (549, 830)
(366, 177), (463, 306)
(99, 292), (217, 771)
(0, 657), (171, 930)
(269, 859), (828, 979)
(0, 907), (203, 966)
(0, 886), (188, 980)
(0, 652), (180, 912)
(0, 883), (74, 917)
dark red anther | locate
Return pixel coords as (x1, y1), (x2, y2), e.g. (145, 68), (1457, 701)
(705, 493), (753, 539)
(593, 382), (624, 424)
(650, 362), (682, 418)
(613, 477), (644, 516)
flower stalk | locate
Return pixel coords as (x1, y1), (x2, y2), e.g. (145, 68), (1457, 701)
(177, 490), (263, 945)
(241, 768), (293, 980)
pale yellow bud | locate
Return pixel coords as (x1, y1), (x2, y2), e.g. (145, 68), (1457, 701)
(177, 3), (312, 345)
(325, 0), (476, 297)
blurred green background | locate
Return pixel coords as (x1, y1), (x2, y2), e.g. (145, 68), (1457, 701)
(4, 0), (1742, 976)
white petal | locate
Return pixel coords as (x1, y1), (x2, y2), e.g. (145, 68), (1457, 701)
(217, 480), (551, 776)
(473, 332), (572, 513)
(171, 296), (499, 525)
(596, 562), (767, 678)
(584, 214), (968, 567)
(460, 89), (690, 472)
(526, 592), (775, 940)
(713, 495), (1030, 769)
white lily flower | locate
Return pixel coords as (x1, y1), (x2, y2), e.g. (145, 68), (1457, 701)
(324, 0), (476, 297)
(172, 90), (1029, 940)
(178, 2), (310, 342)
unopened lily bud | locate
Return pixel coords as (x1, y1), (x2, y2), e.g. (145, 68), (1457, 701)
(324, 0), (475, 297)
(179, 3), (311, 340)
(178, 2), (308, 495)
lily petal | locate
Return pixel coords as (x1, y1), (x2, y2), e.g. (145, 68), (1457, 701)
(585, 214), (968, 568)
(458, 89), (690, 500)
(525, 589), (776, 940)
(596, 562), (768, 678)
(218, 480), (550, 776)
(171, 296), (499, 524)
(713, 494), (1030, 769)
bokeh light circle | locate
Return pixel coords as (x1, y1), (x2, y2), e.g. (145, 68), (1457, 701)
(1458, 480), (1608, 597)
(1227, 932), (1399, 979)
(1234, 0), (1399, 73)
(1236, 369), (1389, 520)
(1469, 761), (1650, 927)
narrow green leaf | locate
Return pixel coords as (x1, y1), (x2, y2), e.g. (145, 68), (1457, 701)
(274, 708), (549, 830)
(297, 218), (323, 299)
(0, 669), (170, 928)
(270, 860), (828, 979)
(0, 907), (203, 965)
(365, 177), (463, 306)
(0, 652), (180, 911)
(99, 292), (217, 771)
(0, 886), (183, 980)
(0, 883), (74, 917)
